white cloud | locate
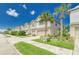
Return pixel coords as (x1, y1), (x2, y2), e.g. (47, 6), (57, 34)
(0, 29), (6, 32)
(31, 10), (35, 15)
(22, 4), (27, 10)
(6, 8), (19, 17)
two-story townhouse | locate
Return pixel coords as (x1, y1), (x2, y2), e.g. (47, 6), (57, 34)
(27, 16), (60, 36)
(14, 26), (21, 31)
(13, 15), (60, 36)
(68, 5), (79, 54)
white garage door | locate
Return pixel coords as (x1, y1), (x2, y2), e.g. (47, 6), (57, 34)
(74, 27), (79, 54)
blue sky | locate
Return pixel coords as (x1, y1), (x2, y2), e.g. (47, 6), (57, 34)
(0, 3), (79, 30)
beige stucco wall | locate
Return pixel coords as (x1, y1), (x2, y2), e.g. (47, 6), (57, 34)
(29, 20), (51, 35)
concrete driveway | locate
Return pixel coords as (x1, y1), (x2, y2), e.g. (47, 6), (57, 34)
(0, 34), (19, 55)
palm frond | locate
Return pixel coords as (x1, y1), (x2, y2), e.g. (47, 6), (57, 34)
(50, 17), (55, 23)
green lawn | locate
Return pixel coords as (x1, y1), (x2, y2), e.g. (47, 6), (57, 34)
(15, 42), (54, 55)
(33, 39), (74, 50)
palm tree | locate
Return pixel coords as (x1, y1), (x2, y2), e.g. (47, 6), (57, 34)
(54, 3), (71, 39)
(39, 12), (50, 36)
(50, 16), (55, 35)
(39, 12), (53, 36)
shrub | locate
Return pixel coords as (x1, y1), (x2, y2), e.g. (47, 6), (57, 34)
(47, 34), (53, 38)
(10, 31), (17, 35)
(40, 36), (51, 42)
(32, 34), (36, 36)
(17, 31), (26, 36)
(9, 31), (26, 36)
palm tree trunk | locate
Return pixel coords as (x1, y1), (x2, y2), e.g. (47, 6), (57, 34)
(45, 21), (47, 36)
(53, 21), (56, 35)
(60, 19), (63, 39)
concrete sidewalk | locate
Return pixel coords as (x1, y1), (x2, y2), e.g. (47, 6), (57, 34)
(24, 41), (73, 55)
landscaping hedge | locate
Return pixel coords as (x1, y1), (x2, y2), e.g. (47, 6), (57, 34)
(9, 31), (26, 36)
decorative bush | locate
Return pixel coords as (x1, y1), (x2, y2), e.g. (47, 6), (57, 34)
(32, 34), (36, 36)
(40, 36), (51, 42)
(17, 31), (26, 36)
(47, 34), (53, 38)
(10, 31), (17, 35)
(9, 31), (26, 36)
